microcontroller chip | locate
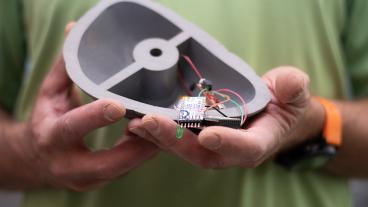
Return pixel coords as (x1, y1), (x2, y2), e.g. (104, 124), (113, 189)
(176, 96), (206, 128)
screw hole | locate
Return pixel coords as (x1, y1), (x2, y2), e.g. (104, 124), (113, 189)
(150, 48), (162, 57)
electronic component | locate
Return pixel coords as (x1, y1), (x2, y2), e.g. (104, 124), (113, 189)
(176, 96), (242, 130)
(199, 78), (213, 91)
(203, 116), (242, 129)
(175, 55), (246, 140)
(177, 96), (206, 128)
(190, 78), (213, 92)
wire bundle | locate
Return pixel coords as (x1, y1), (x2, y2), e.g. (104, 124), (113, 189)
(180, 55), (248, 127)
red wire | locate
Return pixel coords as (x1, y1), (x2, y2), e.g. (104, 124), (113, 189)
(204, 91), (218, 102)
(205, 93), (231, 112)
(204, 91), (218, 106)
(215, 88), (248, 126)
(181, 55), (203, 80)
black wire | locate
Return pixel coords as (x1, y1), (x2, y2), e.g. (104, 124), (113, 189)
(206, 106), (228, 117)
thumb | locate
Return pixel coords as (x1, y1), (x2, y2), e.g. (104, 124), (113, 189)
(263, 66), (310, 106)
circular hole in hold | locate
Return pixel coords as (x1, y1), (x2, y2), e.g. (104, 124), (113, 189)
(150, 48), (163, 57)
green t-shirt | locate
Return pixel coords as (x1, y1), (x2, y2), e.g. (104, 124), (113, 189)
(0, 0), (26, 112)
(1, 0), (368, 206)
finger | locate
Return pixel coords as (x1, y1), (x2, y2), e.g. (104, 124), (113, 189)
(56, 99), (125, 144)
(129, 115), (185, 149)
(76, 135), (159, 180)
(40, 21), (76, 98)
(127, 119), (162, 147)
(129, 114), (219, 168)
(198, 125), (275, 167)
(40, 56), (72, 97)
(262, 67), (310, 106)
(65, 21), (76, 36)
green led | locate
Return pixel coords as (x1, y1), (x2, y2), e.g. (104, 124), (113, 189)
(176, 125), (185, 139)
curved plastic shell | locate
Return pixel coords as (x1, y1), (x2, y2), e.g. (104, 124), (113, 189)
(63, 0), (271, 120)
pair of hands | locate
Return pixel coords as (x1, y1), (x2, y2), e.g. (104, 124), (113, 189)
(14, 23), (324, 191)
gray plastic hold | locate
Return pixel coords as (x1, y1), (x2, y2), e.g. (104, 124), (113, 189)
(63, 0), (271, 120)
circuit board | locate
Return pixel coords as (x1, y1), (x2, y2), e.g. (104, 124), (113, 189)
(177, 96), (206, 128)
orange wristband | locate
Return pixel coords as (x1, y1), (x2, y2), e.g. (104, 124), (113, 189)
(315, 97), (342, 146)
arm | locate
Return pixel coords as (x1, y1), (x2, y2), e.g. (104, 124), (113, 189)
(325, 0), (368, 177)
(325, 99), (368, 177)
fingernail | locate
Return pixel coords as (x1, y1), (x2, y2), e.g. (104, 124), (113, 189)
(201, 133), (222, 150)
(143, 117), (159, 134)
(103, 103), (124, 121)
(129, 127), (146, 138)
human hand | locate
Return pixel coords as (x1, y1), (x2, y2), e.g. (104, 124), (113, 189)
(10, 23), (159, 191)
(128, 67), (324, 169)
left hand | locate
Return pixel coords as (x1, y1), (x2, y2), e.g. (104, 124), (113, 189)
(128, 67), (325, 169)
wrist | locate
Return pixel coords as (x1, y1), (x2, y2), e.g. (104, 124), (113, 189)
(304, 97), (326, 140)
(274, 97), (342, 169)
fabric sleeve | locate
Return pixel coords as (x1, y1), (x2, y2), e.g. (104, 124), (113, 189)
(343, 0), (368, 98)
(0, 0), (26, 113)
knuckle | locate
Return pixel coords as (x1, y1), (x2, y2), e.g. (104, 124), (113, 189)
(286, 68), (309, 91)
(57, 116), (79, 138)
(277, 66), (309, 85)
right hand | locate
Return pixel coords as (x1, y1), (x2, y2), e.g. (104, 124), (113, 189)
(11, 23), (159, 191)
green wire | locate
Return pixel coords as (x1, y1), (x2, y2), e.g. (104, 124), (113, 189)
(198, 89), (207, 97)
(229, 99), (244, 124)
